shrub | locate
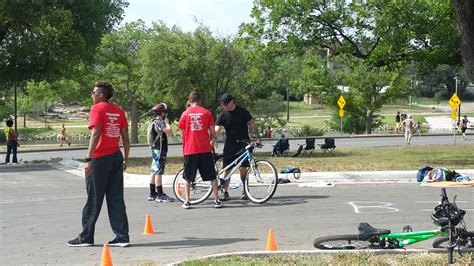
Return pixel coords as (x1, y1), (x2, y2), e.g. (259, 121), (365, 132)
(287, 125), (324, 137)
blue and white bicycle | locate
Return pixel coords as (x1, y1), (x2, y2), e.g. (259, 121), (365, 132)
(172, 140), (278, 204)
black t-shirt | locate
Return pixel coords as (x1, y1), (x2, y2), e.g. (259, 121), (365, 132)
(216, 106), (252, 145)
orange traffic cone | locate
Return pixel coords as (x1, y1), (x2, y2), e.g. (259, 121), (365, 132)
(266, 228), (278, 251)
(143, 214), (156, 235)
(177, 183), (183, 197)
(101, 244), (113, 266)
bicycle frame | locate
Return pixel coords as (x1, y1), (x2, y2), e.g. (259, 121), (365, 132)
(217, 148), (253, 182)
(378, 229), (446, 248)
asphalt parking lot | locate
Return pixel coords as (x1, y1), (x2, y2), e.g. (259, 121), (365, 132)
(1, 165), (473, 264)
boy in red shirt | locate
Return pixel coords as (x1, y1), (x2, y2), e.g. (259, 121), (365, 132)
(68, 81), (130, 247)
(178, 91), (222, 209)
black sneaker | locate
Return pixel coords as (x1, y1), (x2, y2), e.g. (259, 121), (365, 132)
(147, 195), (156, 201)
(182, 201), (191, 209)
(108, 238), (130, 247)
(219, 191), (230, 201)
(156, 193), (174, 203)
(241, 193), (248, 200)
(67, 238), (93, 247)
(214, 200), (224, 208)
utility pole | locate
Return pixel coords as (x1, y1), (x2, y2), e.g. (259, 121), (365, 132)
(454, 74), (461, 126)
(286, 76), (290, 122)
(14, 83), (18, 134)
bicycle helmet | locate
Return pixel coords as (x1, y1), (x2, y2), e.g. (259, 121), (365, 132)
(431, 202), (465, 227)
(151, 103), (169, 114)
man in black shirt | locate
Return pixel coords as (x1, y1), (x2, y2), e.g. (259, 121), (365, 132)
(215, 94), (261, 201)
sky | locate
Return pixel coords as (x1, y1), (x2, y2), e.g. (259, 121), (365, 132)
(122, 0), (255, 35)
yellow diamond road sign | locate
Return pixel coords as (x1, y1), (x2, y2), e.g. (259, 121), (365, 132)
(448, 93), (461, 110)
(337, 95), (346, 109)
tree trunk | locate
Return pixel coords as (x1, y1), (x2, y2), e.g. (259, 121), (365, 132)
(130, 93), (139, 144)
(365, 110), (373, 134)
(452, 0), (474, 83)
(23, 113), (26, 128)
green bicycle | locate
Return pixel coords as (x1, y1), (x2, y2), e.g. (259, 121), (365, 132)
(172, 140), (278, 204)
(313, 188), (473, 263)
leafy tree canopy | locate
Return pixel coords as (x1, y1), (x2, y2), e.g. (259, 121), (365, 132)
(245, 0), (460, 70)
(0, 0), (128, 85)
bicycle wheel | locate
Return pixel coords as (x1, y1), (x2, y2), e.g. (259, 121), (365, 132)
(244, 160), (278, 204)
(313, 235), (371, 250)
(172, 169), (212, 204)
(432, 231), (474, 250)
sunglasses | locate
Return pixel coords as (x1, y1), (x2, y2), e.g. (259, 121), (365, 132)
(221, 101), (232, 106)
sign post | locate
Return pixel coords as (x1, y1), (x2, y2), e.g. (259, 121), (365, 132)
(337, 96), (346, 135)
(448, 93), (461, 144)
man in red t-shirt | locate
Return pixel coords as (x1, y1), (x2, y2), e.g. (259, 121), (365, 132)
(68, 81), (131, 247)
(178, 91), (223, 209)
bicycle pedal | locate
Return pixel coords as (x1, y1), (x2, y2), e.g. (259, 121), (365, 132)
(403, 225), (413, 232)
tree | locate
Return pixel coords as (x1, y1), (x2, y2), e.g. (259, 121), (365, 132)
(0, 0), (127, 131)
(452, 0), (474, 82)
(244, 1), (460, 133)
(141, 23), (246, 115)
(337, 59), (410, 133)
(249, 91), (286, 134)
(248, 1), (458, 66)
(95, 21), (151, 143)
(0, 0), (127, 84)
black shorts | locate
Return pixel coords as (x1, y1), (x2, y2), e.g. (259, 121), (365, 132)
(183, 152), (217, 182)
(461, 127), (467, 133)
(223, 143), (249, 168)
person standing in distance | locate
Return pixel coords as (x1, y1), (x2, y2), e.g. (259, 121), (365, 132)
(146, 103), (174, 202)
(402, 114), (414, 145)
(461, 115), (470, 140)
(178, 91), (223, 209)
(395, 111), (401, 133)
(59, 123), (71, 147)
(214, 94), (261, 201)
(68, 81), (130, 247)
(4, 119), (18, 164)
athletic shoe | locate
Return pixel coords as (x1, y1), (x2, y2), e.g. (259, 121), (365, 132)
(241, 193), (248, 200)
(219, 191), (230, 201)
(67, 238), (93, 247)
(182, 201), (191, 209)
(108, 238), (130, 247)
(156, 193), (174, 203)
(147, 195), (156, 201)
(214, 200), (223, 208)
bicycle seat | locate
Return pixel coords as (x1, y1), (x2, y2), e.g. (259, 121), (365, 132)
(357, 223), (391, 241)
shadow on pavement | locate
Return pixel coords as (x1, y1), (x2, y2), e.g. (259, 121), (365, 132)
(206, 195), (330, 209)
(131, 236), (258, 249)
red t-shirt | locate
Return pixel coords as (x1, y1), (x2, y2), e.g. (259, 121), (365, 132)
(178, 105), (214, 155)
(88, 102), (128, 158)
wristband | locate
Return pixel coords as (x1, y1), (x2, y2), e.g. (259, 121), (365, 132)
(85, 158), (92, 162)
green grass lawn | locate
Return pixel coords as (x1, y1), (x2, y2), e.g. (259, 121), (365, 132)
(181, 253), (473, 265)
(126, 144), (474, 175)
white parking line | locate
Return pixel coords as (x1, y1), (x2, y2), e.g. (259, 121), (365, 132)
(348, 201), (399, 213)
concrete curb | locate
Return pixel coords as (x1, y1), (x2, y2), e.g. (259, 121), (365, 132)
(56, 159), (474, 188)
(167, 249), (448, 265)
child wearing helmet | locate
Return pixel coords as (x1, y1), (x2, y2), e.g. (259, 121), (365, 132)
(146, 103), (174, 202)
